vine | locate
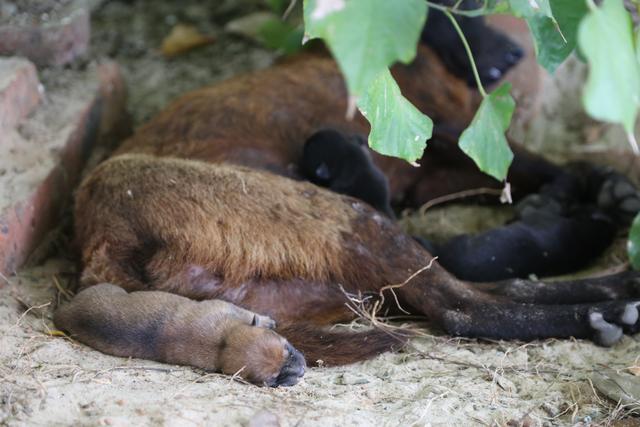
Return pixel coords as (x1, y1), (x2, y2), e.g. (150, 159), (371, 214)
(442, 9), (488, 97)
(299, 0), (640, 268)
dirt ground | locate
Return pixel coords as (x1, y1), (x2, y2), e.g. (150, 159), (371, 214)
(1, 0), (639, 426)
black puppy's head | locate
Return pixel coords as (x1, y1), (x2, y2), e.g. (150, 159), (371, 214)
(300, 129), (352, 186)
(421, 1), (524, 87)
(300, 129), (394, 218)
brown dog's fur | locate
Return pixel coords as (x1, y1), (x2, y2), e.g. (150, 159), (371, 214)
(114, 45), (554, 204)
(115, 47), (482, 201)
(55, 42), (640, 386)
(65, 153), (464, 364)
(74, 153), (465, 323)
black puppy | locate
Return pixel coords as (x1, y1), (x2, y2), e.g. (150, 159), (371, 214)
(422, 0), (524, 87)
(300, 129), (395, 218)
(432, 165), (640, 281)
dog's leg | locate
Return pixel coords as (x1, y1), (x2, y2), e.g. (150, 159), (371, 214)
(421, 0), (524, 87)
(392, 264), (640, 346)
(346, 203), (640, 347)
(439, 298), (640, 346)
(477, 271), (640, 304)
(408, 135), (566, 205)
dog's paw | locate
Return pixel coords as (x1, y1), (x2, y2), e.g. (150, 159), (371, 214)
(252, 314), (276, 329)
(474, 44), (524, 86)
(596, 171), (640, 224)
(515, 193), (564, 220)
(589, 301), (640, 346)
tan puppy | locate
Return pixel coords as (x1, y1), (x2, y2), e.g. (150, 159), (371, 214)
(55, 283), (305, 386)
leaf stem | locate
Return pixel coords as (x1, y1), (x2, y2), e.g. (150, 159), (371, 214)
(424, 0), (489, 17)
(442, 9), (487, 97)
(282, 0), (297, 20)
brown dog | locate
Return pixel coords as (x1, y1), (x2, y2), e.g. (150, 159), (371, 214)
(55, 40), (640, 387)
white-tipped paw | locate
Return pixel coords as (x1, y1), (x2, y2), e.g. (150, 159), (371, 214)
(589, 302), (640, 346)
(589, 311), (623, 347)
(620, 302), (640, 325)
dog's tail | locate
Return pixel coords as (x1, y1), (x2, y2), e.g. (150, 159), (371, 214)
(276, 323), (410, 366)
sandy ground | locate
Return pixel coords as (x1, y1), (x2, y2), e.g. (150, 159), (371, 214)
(1, 0), (640, 426)
(2, 260), (639, 427)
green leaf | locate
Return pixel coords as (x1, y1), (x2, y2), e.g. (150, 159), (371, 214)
(265, 0), (287, 14)
(636, 28), (640, 64)
(508, 0), (552, 18)
(357, 69), (433, 162)
(629, 213), (640, 270)
(485, 0), (512, 15)
(578, 0), (640, 135)
(526, 0), (588, 72)
(459, 83), (515, 181)
(303, 0), (427, 95)
(258, 19), (304, 54)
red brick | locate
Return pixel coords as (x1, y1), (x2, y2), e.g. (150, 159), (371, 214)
(0, 61), (130, 276)
(0, 57), (41, 132)
(0, 6), (89, 67)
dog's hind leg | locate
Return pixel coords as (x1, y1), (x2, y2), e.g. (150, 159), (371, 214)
(394, 265), (640, 346)
(344, 203), (640, 347)
(476, 271), (640, 305)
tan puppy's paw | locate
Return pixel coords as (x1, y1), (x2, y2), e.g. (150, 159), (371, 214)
(251, 314), (276, 329)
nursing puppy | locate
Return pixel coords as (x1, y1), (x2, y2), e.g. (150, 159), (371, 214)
(300, 129), (394, 218)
